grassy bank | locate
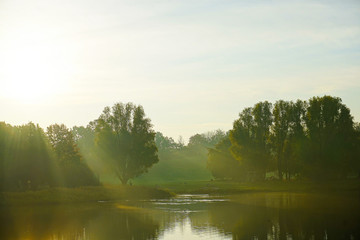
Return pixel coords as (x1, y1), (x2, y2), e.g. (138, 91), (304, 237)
(139, 179), (360, 195)
(2, 180), (358, 205)
(0, 185), (173, 205)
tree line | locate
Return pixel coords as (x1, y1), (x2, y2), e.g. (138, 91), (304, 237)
(0, 122), (100, 191)
(0, 103), (158, 190)
(207, 96), (360, 181)
(132, 130), (225, 183)
(1, 95), (359, 191)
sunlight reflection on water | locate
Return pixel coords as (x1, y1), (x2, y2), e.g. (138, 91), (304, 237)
(0, 193), (359, 240)
(160, 218), (231, 240)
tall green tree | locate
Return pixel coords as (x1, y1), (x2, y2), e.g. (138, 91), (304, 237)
(95, 102), (159, 185)
(4, 123), (58, 190)
(354, 123), (360, 177)
(47, 124), (82, 166)
(271, 100), (307, 180)
(47, 124), (99, 187)
(304, 96), (357, 179)
(230, 102), (272, 180)
(0, 122), (9, 191)
(284, 100), (307, 179)
(271, 100), (291, 180)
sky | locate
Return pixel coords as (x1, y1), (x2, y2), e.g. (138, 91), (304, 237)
(0, 0), (359, 142)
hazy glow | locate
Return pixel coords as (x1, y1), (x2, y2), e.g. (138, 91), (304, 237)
(0, 0), (359, 140)
(1, 44), (70, 104)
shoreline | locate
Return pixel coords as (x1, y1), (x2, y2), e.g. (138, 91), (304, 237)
(0, 185), (173, 206)
(1, 179), (359, 205)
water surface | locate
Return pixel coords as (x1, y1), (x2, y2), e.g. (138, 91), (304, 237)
(1, 192), (359, 239)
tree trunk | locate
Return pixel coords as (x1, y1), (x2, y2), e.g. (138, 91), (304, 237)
(120, 178), (129, 185)
(117, 172), (129, 185)
(278, 155), (283, 181)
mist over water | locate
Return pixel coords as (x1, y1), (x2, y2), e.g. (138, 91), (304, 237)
(1, 193), (359, 240)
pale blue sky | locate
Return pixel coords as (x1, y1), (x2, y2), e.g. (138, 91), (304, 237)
(0, 0), (359, 141)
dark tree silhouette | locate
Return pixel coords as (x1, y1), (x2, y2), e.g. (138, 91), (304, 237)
(304, 96), (357, 179)
(230, 102), (272, 181)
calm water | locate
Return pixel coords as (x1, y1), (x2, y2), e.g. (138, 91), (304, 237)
(1, 193), (360, 239)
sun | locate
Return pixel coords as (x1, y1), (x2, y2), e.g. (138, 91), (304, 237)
(1, 43), (71, 104)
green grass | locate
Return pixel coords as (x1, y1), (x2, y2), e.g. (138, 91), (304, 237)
(137, 179), (360, 195)
(0, 185), (173, 205)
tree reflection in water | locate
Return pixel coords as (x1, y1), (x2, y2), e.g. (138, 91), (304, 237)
(0, 203), (160, 240)
(205, 193), (360, 240)
(0, 193), (359, 240)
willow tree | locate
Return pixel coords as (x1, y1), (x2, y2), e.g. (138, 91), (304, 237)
(95, 102), (158, 185)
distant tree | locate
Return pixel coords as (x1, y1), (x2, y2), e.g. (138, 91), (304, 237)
(206, 129), (227, 146)
(177, 136), (185, 149)
(188, 134), (207, 147)
(47, 124), (99, 187)
(189, 130), (226, 148)
(95, 102), (159, 185)
(154, 132), (178, 151)
(136, 131), (224, 183)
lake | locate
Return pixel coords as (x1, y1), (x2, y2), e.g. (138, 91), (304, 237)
(1, 192), (359, 239)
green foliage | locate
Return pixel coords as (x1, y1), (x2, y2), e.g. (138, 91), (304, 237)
(0, 122), (7, 191)
(47, 124), (82, 166)
(230, 102), (273, 180)
(95, 102), (159, 185)
(47, 124), (99, 187)
(0, 123), (59, 191)
(154, 132), (179, 150)
(270, 100), (307, 180)
(303, 96), (358, 180)
(72, 125), (113, 183)
(188, 130), (226, 148)
(135, 146), (211, 183)
(135, 130), (225, 184)
(1, 95), (359, 192)
(223, 96), (359, 182)
(207, 137), (244, 180)
(0, 122), (99, 192)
